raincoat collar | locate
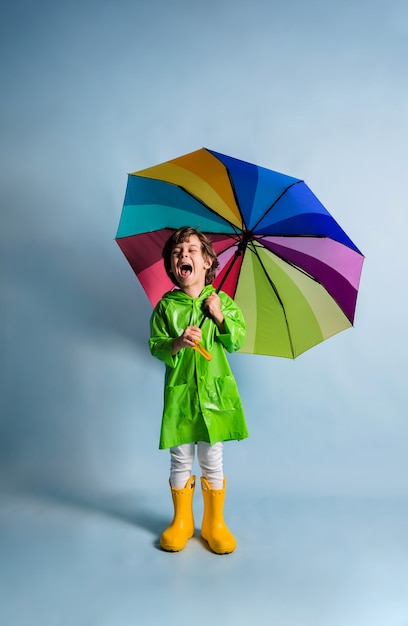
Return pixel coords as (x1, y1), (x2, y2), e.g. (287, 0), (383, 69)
(163, 284), (215, 303)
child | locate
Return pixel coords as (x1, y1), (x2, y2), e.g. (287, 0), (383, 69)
(149, 226), (248, 554)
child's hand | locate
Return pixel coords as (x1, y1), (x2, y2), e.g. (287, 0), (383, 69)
(172, 326), (202, 354)
(205, 293), (224, 327)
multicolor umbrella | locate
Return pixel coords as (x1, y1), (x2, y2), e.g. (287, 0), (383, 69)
(116, 148), (364, 358)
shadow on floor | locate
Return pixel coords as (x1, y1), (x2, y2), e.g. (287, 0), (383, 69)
(13, 483), (169, 543)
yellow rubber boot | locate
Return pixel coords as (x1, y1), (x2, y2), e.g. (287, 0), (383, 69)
(200, 477), (236, 554)
(160, 475), (196, 552)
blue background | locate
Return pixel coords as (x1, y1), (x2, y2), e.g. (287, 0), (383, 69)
(2, 0), (408, 624)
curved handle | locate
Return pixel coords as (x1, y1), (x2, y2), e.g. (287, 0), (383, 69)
(193, 341), (212, 361)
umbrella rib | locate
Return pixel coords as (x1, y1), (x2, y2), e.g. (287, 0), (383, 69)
(259, 242), (357, 323)
(199, 238), (244, 329)
(221, 164), (248, 232)
(251, 180), (303, 233)
(258, 238), (321, 283)
(170, 181), (246, 239)
(249, 242), (295, 358)
(133, 174), (245, 238)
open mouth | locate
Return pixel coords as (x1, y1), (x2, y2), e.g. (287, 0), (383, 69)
(179, 263), (192, 279)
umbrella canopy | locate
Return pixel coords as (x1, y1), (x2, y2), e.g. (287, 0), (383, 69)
(116, 148), (364, 358)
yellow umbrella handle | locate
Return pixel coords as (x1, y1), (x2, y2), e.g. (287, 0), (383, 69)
(193, 341), (212, 361)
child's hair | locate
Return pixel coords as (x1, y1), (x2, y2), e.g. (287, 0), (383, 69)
(162, 226), (219, 286)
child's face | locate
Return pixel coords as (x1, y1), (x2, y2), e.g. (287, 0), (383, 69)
(170, 234), (212, 293)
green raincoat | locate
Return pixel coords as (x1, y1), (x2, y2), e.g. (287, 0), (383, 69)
(149, 285), (249, 449)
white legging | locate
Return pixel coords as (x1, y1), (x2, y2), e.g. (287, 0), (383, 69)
(170, 441), (224, 489)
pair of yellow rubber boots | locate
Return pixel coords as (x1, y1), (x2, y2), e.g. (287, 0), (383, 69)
(160, 475), (236, 554)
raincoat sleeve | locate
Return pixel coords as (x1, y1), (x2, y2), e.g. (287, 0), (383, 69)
(216, 292), (246, 353)
(149, 302), (180, 369)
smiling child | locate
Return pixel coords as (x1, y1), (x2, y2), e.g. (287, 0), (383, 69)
(149, 226), (248, 554)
